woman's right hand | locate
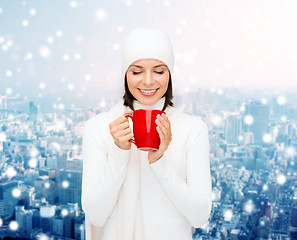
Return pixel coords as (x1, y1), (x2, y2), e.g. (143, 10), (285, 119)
(109, 110), (134, 150)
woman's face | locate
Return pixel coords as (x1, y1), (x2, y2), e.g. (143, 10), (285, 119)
(126, 59), (170, 106)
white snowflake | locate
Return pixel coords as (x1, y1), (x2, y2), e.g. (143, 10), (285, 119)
(277, 95), (286, 105)
(95, 9), (107, 22)
(244, 115), (254, 125)
(25, 52), (33, 60)
(74, 53), (81, 60)
(85, 74), (91, 81)
(39, 46), (51, 58)
(56, 30), (63, 37)
(39, 82), (46, 89)
(22, 19), (29, 27)
(9, 221), (19, 231)
(62, 180), (69, 188)
(68, 84), (74, 90)
(61, 209), (69, 216)
(6, 70), (12, 77)
(47, 37), (54, 44)
(163, 1), (170, 7)
(6, 40), (13, 47)
(2, 45), (8, 51)
(70, 1), (77, 8)
(262, 133), (272, 144)
(12, 188), (21, 198)
(63, 54), (69, 61)
(6, 88), (13, 94)
(277, 174), (286, 185)
(6, 166), (17, 178)
(126, 0), (133, 6)
(224, 209), (233, 221)
(29, 158), (37, 168)
(30, 8), (36, 15)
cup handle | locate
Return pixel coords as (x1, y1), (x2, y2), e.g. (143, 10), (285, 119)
(124, 112), (136, 145)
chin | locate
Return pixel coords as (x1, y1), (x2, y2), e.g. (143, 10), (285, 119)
(137, 97), (159, 106)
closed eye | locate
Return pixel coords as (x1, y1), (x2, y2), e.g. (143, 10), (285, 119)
(133, 71), (142, 75)
(132, 71), (164, 75)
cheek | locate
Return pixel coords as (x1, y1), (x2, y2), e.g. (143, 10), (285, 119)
(127, 76), (140, 88)
(157, 75), (169, 88)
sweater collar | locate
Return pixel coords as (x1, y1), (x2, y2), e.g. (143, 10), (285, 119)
(123, 97), (175, 116)
(133, 97), (165, 111)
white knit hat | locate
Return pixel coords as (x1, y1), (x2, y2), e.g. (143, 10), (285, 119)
(121, 27), (174, 80)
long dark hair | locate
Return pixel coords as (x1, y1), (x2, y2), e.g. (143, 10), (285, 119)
(122, 73), (174, 111)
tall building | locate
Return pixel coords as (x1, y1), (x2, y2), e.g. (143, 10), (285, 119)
(15, 205), (34, 236)
(257, 216), (270, 239)
(40, 206), (56, 233)
(60, 205), (76, 239)
(0, 180), (19, 220)
(225, 114), (242, 144)
(58, 170), (82, 207)
(0, 96), (8, 120)
(0, 96), (7, 109)
(290, 199), (297, 239)
(29, 101), (38, 122)
(74, 215), (85, 240)
(57, 152), (68, 170)
(243, 101), (269, 144)
(52, 215), (64, 236)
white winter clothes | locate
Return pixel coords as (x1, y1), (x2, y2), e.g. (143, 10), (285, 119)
(81, 97), (212, 240)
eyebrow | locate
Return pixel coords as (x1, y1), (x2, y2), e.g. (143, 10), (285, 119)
(129, 64), (167, 68)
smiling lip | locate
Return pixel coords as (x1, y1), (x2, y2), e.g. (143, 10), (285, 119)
(138, 88), (159, 96)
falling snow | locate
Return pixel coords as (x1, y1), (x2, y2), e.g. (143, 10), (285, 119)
(22, 19), (29, 27)
(244, 115), (254, 125)
(9, 221), (18, 231)
(95, 9), (107, 22)
(30, 8), (36, 15)
(62, 180), (69, 188)
(39, 46), (51, 58)
(12, 188), (21, 198)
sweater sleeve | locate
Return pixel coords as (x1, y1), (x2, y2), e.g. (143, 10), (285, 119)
(81, 117), (130, 227)
(150, 119), (212, 228)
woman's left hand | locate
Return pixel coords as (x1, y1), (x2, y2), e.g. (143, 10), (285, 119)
(148, 113), (172, 164)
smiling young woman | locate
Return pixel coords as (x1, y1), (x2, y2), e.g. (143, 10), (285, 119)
(82, 28), (212, 240)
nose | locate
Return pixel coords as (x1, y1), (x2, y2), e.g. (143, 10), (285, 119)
(142, 72), (154, 86)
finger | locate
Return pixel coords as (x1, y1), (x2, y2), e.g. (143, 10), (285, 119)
(155, 117), (168, 136)
(110, 115), (129, 128)
(118, 132), (134, 142)
(156, 125), (165, 143)
(158, 114), (170, 129)
(111, 110), (133, 127)
(156, 118), (172, 145)
(116, 127), (132, 138)
(110, 121), (130, 134)
(156, 126), (167, 151)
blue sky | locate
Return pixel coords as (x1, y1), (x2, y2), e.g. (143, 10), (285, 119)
(1, 0), (297, 112)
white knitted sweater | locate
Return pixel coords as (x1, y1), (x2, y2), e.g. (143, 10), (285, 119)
(81, 97), (212, 240)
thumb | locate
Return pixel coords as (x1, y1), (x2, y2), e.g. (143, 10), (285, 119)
(123, 109), (133, 116)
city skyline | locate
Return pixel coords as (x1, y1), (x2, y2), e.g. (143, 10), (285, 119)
(1, 88), (297, 239)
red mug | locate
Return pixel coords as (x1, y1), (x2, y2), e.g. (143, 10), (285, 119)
(125, 109), (165, 151)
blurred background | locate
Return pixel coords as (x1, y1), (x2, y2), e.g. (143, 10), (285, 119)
(1, 0), (297, 239)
